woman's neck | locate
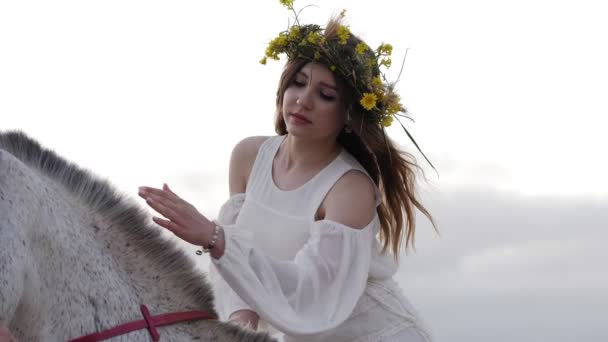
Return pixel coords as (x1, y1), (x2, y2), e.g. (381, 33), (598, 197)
(278, 134), (341, 172)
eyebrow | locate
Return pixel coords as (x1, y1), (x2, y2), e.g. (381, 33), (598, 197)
(296, 72), (337, 90)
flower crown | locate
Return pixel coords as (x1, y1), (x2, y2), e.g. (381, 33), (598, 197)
(262, 0), (435, 170)
(261, 2), (400, 127)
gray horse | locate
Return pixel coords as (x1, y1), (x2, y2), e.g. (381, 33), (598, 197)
(0, 131), (275, 342)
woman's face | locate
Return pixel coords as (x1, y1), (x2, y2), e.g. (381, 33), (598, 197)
(282, 62), (346, 140)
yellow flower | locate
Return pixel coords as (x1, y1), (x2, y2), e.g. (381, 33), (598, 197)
(381, 115), (394, 127)
(337, 25), (350, 45)
(374, 90), (385, 101)
(277, 35), (288, 47)
(372, 76), (383, 89)
(355, 42), (368, 55)
(279, 0), (294, 8)
(360, 93), (377, 110)
(265, 42), (280, 60)
(383, 92), (402, 115)
(264, 45), (277, 59)
(386, 97), (402, 114)
(289, 26), (300, 39)
(330, 65), (336, 71)
(265, 34), (288, 59)
(307, 31), (321, 44)
(380, 58), (392, 68)
(260, 57), (268, 65)
(378, 43), (393, 55)
(387, 101), (402, 114)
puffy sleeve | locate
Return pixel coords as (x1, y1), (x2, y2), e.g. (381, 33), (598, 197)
(206, 193), (253, 320)
(211, 214), (378, 335)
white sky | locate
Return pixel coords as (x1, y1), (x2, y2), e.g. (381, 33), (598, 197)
(1, 1), (607, 341)
(2, 0), (607, 201)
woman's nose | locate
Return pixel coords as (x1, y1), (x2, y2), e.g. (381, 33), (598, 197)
(296, 84), (313, 109)
(296, 87), (313, 109)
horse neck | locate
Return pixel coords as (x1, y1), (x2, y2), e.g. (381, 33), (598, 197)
(89, 203), (214, 313)
(1, 145), (278, 342)
(3, 153), (213, 320)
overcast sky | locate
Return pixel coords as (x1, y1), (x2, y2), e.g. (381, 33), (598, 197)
(1, 0), (607, 341)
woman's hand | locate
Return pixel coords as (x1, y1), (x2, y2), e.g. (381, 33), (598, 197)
(229, 310), (259, 331)
(0, 324), (17, 342)
(138, 184), (214, 247)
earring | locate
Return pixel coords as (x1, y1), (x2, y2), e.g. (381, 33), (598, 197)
(344, 111), (353, 133)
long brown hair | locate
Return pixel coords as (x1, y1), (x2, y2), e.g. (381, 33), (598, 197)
(273, 19), (435, 262)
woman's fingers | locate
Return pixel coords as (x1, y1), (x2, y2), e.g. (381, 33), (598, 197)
(146, 194), (193, 227)
(146, 196), (183, 225)
(147, 194), (176, 211)
(139, 186), (182, 203)
(152, 216), (183, 234)
(140, 186), (191, 210)
(153, 216), (203, 245)
(163, 183), (176, 195)
(229, 310), (259, 331)
(0, 325), (17, 342)
(138, 184), (208, 245)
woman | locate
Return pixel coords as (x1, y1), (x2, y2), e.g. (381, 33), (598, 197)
(139, 3), (435, 341)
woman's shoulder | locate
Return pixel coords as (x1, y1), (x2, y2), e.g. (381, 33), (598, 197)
(322, 169), (377, 230)
(232, 135), (273, 160)
(229, 135), (274, 195)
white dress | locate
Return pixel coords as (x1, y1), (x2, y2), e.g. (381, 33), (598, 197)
(208, 135), (432, 342)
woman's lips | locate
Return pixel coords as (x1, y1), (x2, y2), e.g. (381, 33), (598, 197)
(290, 113), (311, 124)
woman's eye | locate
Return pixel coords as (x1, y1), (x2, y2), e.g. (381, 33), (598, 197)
(320, 93), (336, 101)
(291, 79), (336, 101)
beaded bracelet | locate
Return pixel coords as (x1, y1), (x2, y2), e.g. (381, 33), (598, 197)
(196, 223), (222, 255)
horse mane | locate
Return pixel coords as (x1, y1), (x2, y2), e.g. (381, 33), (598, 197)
(0, 130), (216, 310)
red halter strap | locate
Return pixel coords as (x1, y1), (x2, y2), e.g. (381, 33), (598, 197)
(69, 304), (218, 342)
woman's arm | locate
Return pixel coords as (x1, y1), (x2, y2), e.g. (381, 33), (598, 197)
(139, 136), (379, 334)
(211, 170), (378, 335)
(208, 136), (268, 258)
(215, 137), (270, 319)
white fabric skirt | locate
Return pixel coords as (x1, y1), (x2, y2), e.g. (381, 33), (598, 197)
(381, 326), (432, 342)
(276, 326), (431, 342)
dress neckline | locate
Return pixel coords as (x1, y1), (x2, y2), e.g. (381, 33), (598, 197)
(270, 135), (344, 193)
